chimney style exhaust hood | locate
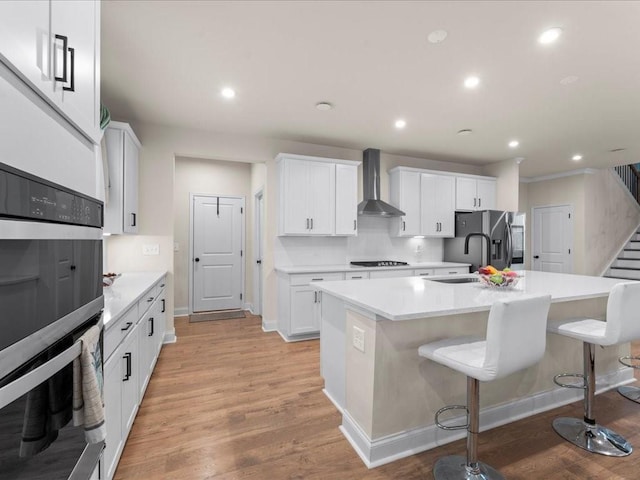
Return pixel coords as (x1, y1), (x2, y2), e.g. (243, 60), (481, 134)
(357, 148), (405, 217)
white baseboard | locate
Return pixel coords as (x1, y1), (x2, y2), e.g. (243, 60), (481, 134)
(243, 302), (254, 313)
(261, 318), (278, 332)
(163, 330), (177, 344)
(174, 306), (188, 317)
(341, 367), (635, 469)
(322, 388), (344, 415)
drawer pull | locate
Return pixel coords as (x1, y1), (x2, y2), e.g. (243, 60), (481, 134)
(311, 278), (323, 281)
(161, 299), (166, 313)
(420, 273), (430, 276)
(351, 276), (363, 279)
(147, 296), (154, 303)
(160, 283), (165, 288)
(123, 352), (132, 381)
(449, 271), (457, 274)
(120, 322), (133, 332)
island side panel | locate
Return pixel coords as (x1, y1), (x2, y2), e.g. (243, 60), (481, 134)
(367, 296), (629, 440)
(319, 293), (347, 410)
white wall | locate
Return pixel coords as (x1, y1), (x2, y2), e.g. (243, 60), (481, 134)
(483, 158), (520, 212)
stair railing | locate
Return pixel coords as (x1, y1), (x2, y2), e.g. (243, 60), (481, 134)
(614, 164), (640, 205)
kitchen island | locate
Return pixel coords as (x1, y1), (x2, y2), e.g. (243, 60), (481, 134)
(315, 271), (637, 468)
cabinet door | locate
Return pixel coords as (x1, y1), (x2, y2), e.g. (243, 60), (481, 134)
(290, 285), (320, 335)
(0, 1), (52, 93)
(122, 130), (139, 233)
(307, 161), (335, 235)
(281, 159), (310, 234)
(420, 174), (438, 236)
(455, 177), (478, 211)
(104, 352), (124, 480)
(435, 175), (455, 237)
(335, 164), (358, 236)
(120, 324), (140, 433)
(398, 171), (421, 236)
(50, 0), (98, 141)
(476, 179), (496, 210)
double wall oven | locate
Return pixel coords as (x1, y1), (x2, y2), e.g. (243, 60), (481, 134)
(0, 163), (104, 479)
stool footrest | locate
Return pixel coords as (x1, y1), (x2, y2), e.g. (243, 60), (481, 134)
(435, 404), (468, 431)
(553, 372), (585, 389)
(618, 355), (640, 369)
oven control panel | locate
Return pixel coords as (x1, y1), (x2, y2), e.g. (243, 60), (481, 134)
(0, 163), (103, 228)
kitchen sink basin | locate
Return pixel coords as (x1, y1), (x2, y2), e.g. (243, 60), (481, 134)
(429, 277), (479, 284)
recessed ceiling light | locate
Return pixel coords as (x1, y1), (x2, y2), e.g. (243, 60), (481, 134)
(221, 87), (236, 99)
(428, 30), (448, 44)
(508, 140), (519, 148)
(395, 119), (407, 129)
(560, 75), (579, 85)
(572, 154), (583, 161)
(538, 27), (562, 45)
(315, 102), (333, 111)
(464, 76), (480, 89)
(457, 129), (473, 136)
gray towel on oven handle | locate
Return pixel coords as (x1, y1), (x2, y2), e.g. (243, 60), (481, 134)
(72, 325), (106, 443)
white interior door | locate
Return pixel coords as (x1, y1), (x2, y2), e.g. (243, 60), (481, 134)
(192, 195), (244, 312)
(532, 205), (573, 273)
(254, 190), (264, 316)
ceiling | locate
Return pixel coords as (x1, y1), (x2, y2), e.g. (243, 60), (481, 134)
(101, 1), (640, 177)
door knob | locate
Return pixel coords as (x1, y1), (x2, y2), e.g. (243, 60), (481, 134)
(256, 260), (262, 264)
(194, 258), (200, 262)
(533, 255), (540, 259)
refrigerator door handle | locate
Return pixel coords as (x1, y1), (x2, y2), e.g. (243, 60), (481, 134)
(505, 222), (513, 266)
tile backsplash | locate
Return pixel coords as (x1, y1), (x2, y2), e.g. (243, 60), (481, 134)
(274, 216), (443, 266)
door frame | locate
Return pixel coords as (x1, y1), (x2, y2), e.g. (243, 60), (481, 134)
(188, 193), (246, 315)
(530, 203), (574, 273)
(253, 189), (264, 316)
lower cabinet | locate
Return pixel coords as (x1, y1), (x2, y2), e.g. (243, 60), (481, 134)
(104, 275), (166, 480)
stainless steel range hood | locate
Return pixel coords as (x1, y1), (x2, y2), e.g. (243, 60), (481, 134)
(357, 148), (405, 217)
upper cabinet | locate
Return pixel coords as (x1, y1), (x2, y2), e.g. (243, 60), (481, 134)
(389, 169), (421, 237)
(421, 173), (455, 237)
(0, 0), (100, 143)
(455, 176), (496, 211)
(104, 122), (141, 235)
(277, 154), (360, 236)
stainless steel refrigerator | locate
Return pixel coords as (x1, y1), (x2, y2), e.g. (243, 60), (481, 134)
(443, 210), (525, 272)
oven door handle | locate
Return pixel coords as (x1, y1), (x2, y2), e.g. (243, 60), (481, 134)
(0, 339), (82, 410)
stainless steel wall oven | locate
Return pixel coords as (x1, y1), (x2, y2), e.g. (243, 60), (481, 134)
(0, 163), (104, 480)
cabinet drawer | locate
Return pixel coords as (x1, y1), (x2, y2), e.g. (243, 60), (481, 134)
(434, 267), (470, 275)
(289, 272), (344, 286)
(104, 305), (138, 361)
(138, 288), (158, 316)
(369, 269), (412, 279)
(346, 271), (370, 280)
(414, 268), (435, 277)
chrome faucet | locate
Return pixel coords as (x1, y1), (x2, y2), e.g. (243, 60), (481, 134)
(464, 233), (492, 266)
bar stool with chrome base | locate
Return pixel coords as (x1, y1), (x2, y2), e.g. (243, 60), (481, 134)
(419, 294), (551, 480)
(547, 282), (640, 457)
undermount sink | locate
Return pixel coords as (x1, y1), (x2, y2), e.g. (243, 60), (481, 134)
(429, 277), (479, 284)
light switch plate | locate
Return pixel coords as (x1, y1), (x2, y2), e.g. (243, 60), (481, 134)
(353, 326), (365, 353)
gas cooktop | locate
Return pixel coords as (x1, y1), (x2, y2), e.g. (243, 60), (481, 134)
(350, 260), (409, 267)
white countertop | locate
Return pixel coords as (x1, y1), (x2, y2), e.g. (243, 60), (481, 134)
(274, 261), (471, 274)
(315, 270), (637, 321)
(103, 272), (166, 329)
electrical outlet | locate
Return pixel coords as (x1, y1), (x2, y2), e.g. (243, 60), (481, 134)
(353, 326), (365, 353)
(142, 244), (160, 255)
(416, 244), (423, 253)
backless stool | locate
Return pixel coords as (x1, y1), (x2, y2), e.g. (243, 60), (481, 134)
(419, 294), (551, 480)
(546, 282), (640, 457)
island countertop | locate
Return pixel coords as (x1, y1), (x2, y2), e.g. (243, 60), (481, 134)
(314, 270), (636, 321)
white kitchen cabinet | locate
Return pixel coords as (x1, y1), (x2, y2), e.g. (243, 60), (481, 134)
(335, 164), (358, 236)
(455, 176), (496, 211)
(277, 271), (344, 340)
(0, 0), (101, 143)
(420, 173), (455, 237)
(103, 275), (166, 480)
(104, 122), (141, 234)
(277, 153), (360, 236)
(389, 169), (421, 237)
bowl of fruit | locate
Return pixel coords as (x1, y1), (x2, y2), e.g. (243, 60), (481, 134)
(477, 266), (520, 289)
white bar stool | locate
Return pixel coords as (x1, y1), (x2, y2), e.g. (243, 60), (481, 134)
(547, 282), (640, 457)
(419, 294), (551, 480)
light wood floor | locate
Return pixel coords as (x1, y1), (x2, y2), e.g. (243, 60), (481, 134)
(115, 313), (640, 479)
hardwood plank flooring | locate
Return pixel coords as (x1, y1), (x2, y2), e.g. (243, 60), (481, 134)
(115, 314), (640, 479)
